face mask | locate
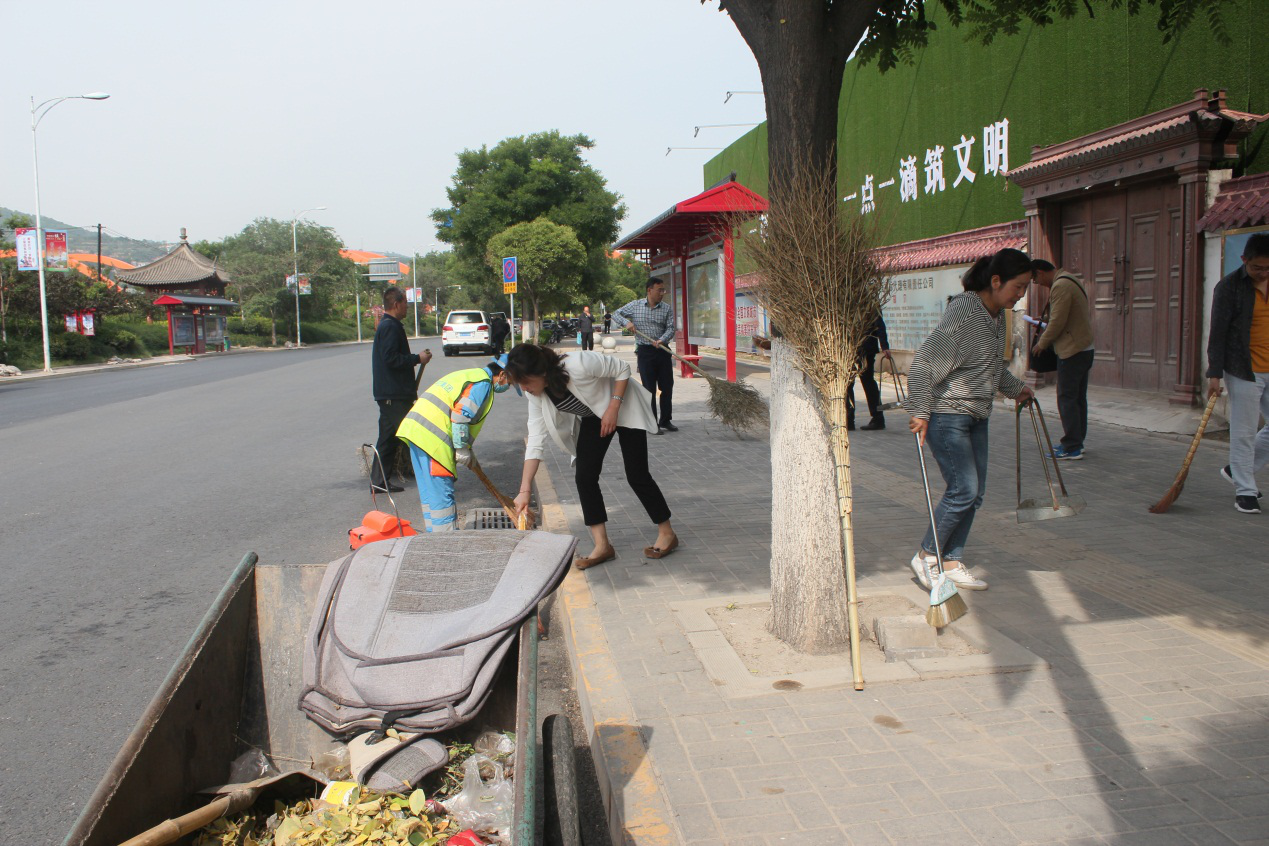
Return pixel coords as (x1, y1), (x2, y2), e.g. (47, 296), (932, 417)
(492, 381), (511, 394)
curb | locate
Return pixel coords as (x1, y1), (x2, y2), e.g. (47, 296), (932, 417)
(0, 355), (197, 383)
(534, 461), (681, 846)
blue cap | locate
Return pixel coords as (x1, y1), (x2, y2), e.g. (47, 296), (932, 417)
(489, 353), (509, 371)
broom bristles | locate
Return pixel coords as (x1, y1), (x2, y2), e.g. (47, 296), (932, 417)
(707, 376), (769, 432)
(1148, 482), (1183, 514)
(926, 591), (968, 628)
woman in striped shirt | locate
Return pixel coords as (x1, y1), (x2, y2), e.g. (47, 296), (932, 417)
(905, 248), (1035, 591)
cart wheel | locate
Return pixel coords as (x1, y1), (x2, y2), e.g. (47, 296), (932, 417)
(543, 713), (581, 846)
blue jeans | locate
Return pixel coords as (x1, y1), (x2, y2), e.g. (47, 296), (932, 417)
(920, 413), (990, 562)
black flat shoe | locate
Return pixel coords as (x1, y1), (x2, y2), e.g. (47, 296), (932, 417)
(660, 422), (679, 432)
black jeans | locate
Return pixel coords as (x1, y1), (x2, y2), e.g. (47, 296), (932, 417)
(580, 331), (594, 350)
(575, 416), (671, 527)
(635, 345), (674, 425)
(847, 354), (883, 424)
(372, 398), (412, 485)
(1055, 349), (1094, 450)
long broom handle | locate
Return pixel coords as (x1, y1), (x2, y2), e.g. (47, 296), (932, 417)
(627, 326), (711, 379)
(1165, 392), (1220, 490)
(118, 788), (259, 846)
(883, 359), (945, 579)
(468, 456), (535, 528)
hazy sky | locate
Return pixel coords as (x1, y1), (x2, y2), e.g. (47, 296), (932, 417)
(3, 1), (764, 256)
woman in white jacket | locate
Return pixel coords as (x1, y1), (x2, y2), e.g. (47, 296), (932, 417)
(507, 344), (678, 569)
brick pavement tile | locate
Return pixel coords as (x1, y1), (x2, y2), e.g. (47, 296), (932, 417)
(659, 772), (707, 806)
(695, 767), (745, 802)
(749, 735), (797, 766)
(778, 790), (837, 830)
(990, 797), (1074, 824)
(1215, 814), (1269, 843)
(1144, 763), (1224, 787)
(842, 764), (924, 789)
(684, 738), (759, 770)
(734, 769), (816, 800)
(1097, 828), (1195, 846)
(1005, 815), (1102, 843)
(1175, 824), (1243, 845)
(878, 810), (972, 842)
(672, 805), (720, 842)
(1042, 773), (1123, 798)
(716, 811), (799, 839)
(1115, 801), (1209, 830)
(832, 798), (914, 825)
(840, 821), (892, 846)
(1226, 792), (1269, 818)
(1165, 783), (1242, 822)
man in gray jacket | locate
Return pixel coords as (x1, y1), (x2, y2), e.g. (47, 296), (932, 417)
(1032, 260), (1094, 460)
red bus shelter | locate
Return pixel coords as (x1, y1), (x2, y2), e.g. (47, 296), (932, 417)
(613, 177), (768, 382)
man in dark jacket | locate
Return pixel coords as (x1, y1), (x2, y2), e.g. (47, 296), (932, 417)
(1208, 233), (1269, 514)
(577, 306), (595, 350)
(372, 286), (431, 491)
(848, 312), (892, 430)
(489, 312), (511, 354)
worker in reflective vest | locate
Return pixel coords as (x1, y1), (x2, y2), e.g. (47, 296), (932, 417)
(397, 355), (512, 531)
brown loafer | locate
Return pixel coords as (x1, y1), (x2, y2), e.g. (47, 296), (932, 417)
(643, 537), (680, 560)
(574, 548), (617, 570)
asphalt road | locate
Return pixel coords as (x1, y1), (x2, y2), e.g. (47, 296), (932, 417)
(0, 340), (608, 845)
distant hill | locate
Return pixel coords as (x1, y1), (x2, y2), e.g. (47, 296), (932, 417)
(1, 206), (411, 269)
(0, 207), (171, 265)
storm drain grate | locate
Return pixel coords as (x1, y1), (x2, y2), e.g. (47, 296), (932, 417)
(464, 508), (518, 530)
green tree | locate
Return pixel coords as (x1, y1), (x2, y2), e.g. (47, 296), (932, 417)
(196, 218), (358, 344)
(432, 131), (626, 302)
(709, 0), (1226, 655)
(599, 252), (649, 311)
(485, 218), (587, 334)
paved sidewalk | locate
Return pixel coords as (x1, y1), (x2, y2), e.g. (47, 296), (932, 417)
(543, 344), (1269, 845)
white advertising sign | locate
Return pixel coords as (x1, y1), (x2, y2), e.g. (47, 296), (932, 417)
(882, 265), (969, 352)
(15, 228), (39, 271)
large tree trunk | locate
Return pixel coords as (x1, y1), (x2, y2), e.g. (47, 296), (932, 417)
(725, 1), (869, 653)
(767, 338), (850, 652)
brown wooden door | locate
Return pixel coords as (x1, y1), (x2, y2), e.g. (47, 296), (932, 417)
(1056, 181), (1181, 391)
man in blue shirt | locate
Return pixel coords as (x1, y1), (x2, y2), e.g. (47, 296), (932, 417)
(612, 278), (678, 432)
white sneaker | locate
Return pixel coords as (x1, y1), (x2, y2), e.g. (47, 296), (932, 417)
(908, 552), (933, 590)
(943, 565), (988, 591)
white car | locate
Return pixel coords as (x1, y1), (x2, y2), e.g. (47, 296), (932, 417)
(441, 310), (492, 356)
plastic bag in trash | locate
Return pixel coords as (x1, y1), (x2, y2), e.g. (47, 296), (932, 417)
(227, 748), (278, 784)
(446, 754), (513, 833)
(473, 731), (515, 760)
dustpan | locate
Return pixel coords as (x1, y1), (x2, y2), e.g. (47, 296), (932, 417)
(1016, 399), (1085, 523)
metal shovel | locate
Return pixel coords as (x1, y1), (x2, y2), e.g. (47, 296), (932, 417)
(1016, 399), (1086, 522)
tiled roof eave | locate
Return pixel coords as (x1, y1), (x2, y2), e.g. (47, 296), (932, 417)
(1008, 118), (1193, 183)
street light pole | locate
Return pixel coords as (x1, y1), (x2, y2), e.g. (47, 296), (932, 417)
(412, 252), (419, 338)
(291, 206), (326, 347)
(30, 92), (110, 372)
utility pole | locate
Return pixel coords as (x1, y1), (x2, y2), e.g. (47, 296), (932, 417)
(97, 223), (102, 281)
(412, 253), (420, 337)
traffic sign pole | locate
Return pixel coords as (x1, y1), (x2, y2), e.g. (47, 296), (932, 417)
(502, 256), (519, 341)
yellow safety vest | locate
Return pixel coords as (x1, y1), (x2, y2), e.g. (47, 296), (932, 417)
(396, 368), (495, 476)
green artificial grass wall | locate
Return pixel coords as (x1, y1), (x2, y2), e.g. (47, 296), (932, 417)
(705, 1), (1267, 247)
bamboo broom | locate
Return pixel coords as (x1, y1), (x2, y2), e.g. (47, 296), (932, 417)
(1148, 393), (1220, 513)
(626, 326), (768, 433)
(739, 157), (890, 690)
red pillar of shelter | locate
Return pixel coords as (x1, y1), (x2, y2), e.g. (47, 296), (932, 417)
(166, 306), (175, 356)
(723, 225), (737, 383)
(679, 252), (695, 378)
